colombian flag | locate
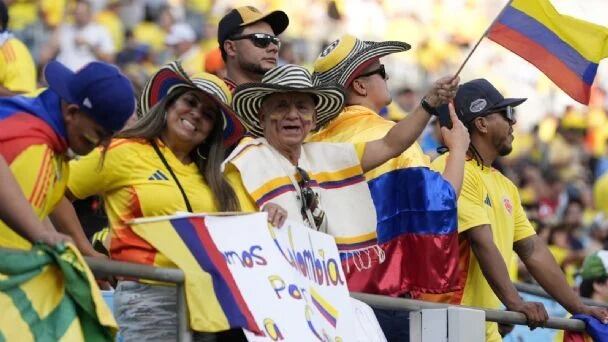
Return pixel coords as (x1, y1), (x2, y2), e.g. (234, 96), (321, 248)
(308, 106), (460, 297)
(0, 244), (117, 341)
(563, 314), (608, 342)
(131, 216), (260, 334)
(488, 0), (608, 104)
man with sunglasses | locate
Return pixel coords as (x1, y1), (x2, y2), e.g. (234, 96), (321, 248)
(310, 34), (470, 341)
(217, 6), (289, 91)
(426, 79), (608, 341)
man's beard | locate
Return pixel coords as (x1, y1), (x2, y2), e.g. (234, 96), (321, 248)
(498, 144), (512, 156)
(239, 59), (270, 76)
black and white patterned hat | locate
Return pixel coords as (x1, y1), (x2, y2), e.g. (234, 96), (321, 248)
(313, 34), (410, 87)
(232, 64), (345, 137)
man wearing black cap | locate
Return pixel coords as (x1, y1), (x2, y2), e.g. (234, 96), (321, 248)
(217, 6), (289, 91)
(427, 79), (608, 341)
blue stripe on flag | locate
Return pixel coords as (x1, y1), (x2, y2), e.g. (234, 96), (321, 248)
(367, 167), (457, 243)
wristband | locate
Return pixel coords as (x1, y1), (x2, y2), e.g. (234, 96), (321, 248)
(421, 97), (440, 116)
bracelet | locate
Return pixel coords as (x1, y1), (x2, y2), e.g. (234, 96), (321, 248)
(420, 97), (440, 116)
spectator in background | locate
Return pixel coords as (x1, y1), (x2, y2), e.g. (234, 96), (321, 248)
(0, 60), (134, 254)
(580, 251), (608, 302)
(426, 79), (608, 341)
(0, 0), (37, 96)
(165, 22), (204, 76)
(309, 33), (467, 341)
(42, 0), (115, 70)
(394, 87), (418, 113)
(218, 6), (289, 91)
(95, 0), (124, 52)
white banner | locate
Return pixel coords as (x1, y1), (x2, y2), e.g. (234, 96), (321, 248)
(203, 213), (384, 341)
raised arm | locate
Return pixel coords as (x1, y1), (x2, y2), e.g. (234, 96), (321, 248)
(0, 155), (72, 246)
(516, 235), (608, 322)
(361, 76), (459, 172)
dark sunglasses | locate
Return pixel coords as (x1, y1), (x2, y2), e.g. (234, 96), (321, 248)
(495, 106), (516, 124)
(229, 33), (281, 49)
(296, 166), (316, 213)
(357, 64), (387, 80)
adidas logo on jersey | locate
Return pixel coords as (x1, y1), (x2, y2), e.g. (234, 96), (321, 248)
(484, 195), (492, 207)
(148, 170), (169, 181)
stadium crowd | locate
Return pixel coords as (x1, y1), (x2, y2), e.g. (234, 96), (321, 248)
(2, 0), (608, 341)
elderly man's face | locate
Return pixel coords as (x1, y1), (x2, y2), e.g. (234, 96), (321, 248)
(260, 92), (316, 149)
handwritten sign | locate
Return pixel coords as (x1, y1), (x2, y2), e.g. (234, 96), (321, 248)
(203, 213), (379, 341)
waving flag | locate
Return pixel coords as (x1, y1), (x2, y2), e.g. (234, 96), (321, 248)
(488, 0), (608, 104)
(131, 216), (261, 334)
(0, 244), (117, 341)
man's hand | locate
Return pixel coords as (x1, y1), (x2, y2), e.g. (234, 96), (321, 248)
(440, 102), (470, 154)
(262, 203), (288, 228)
(423, 76), (460, 107)
(578, 305), (608, 324)
(32, 230), (73, 247)
(508, 301), (549, 329)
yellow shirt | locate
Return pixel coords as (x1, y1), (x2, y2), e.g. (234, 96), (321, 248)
(595, 172), (608, 214)
(307, 105), (430, 181)
(0, 145), (68, 249)
(96, 10), (125, 51)
(7, 1), (37, 31)
(430, 155), (536, 342)
(40, 0), (66, 28)
(132, 22), (166, 52)
(0, 38), (37, 93)
(68, 138), (254, 269)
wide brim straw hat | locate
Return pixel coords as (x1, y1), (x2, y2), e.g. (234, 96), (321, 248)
(313, 34), (411, 87)
(138, 61), (245, 146)
(232, 64), (345, 137)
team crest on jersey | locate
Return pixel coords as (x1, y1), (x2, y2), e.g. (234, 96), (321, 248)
(502, 196), (513, 215)
(320, 39), (340, 58)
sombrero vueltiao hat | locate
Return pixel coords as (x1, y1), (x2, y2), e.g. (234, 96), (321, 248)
(313, 34), (411, 87)
(138, 61), (245, 146)
(232, 64), (345, 137)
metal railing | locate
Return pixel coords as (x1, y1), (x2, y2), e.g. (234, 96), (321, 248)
(84, 258), (589, 335)
(2, 247), (594, 339)
(515, 282), (608, 309)
(84, 257), (192, 342)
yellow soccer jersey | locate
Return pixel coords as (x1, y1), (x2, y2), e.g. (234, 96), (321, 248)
(431, 154), (536, 342)
(0, 38), (37, 93)
(68, 138), (254, 268)
(307, 105), (430, 181)
(0, 145), (68, 249)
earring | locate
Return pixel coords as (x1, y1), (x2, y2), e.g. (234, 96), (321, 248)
(196, 146), (207, 160)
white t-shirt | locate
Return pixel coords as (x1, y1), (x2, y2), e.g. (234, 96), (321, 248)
(56, 23), (115, 71)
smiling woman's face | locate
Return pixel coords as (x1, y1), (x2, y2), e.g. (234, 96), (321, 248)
(260, 92), (317, 151)
(162, 90), (217, 153)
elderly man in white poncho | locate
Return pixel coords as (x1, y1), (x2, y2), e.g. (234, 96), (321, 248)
(223, 64), (468, 275)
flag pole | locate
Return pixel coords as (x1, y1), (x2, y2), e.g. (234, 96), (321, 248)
(452, 0), (514, 79)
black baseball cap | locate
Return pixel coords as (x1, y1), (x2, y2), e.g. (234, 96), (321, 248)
(217, 6), (289, 50)
(453, 79), (526, 123)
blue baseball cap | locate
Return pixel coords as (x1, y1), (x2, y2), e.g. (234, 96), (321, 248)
(44, 61), (135, 133)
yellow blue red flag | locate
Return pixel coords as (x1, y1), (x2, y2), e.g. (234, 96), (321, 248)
(0, 244), (117, 341)
(131, 215), (261, 334)
(488, 0), (608, 104)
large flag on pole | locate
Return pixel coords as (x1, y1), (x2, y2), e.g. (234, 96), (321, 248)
(487, 0), (608, 104)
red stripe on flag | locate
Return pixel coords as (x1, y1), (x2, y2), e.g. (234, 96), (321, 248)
(189, 218), (261, 333)
(488, 22), (591, 104)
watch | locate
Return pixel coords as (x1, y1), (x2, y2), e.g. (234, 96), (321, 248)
(420, 97), (440, 116)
